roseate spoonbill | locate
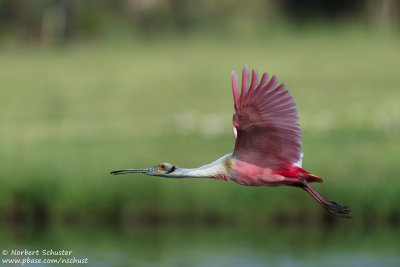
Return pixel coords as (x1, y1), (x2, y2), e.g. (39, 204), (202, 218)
(111, 66), (352, 218)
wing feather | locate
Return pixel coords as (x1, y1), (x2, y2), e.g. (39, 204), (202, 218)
(231, 66), (302, 169)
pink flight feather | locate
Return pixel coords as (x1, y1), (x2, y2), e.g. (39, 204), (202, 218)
(231, 71), (239, 110)
(232, 66), (302, 169)
(240, 65), (249, 100)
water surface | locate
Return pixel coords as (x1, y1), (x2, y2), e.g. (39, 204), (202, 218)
(1, 223), (399, 267)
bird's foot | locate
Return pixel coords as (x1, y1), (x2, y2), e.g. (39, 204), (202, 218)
(323, 200), (353, 218)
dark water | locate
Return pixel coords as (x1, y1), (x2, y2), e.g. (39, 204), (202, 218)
(1, 223), (399, 267)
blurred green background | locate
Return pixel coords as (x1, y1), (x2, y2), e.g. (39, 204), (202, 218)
(1, 0), (400, 266)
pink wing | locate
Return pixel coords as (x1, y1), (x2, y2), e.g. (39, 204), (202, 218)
(232, 65), (302, 169)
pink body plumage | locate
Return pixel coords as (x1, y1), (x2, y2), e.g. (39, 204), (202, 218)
(231, 159), (286, 187)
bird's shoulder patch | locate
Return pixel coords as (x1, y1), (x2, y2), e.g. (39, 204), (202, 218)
(224, 156), (235, 171)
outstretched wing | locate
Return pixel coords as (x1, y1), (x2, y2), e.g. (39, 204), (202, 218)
(232, 66), (302, 169)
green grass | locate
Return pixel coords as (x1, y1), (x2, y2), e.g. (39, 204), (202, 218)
(1, 29), (400, 224)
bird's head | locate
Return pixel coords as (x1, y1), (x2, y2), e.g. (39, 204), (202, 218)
(111, 163), (177, 177)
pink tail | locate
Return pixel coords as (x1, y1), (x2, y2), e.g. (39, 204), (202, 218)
(274, 166), (324, 183)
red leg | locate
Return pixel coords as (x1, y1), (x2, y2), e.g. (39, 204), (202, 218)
(284, 178), (352, 218)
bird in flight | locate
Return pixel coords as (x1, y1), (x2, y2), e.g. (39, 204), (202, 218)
(111, 66), (352, 218)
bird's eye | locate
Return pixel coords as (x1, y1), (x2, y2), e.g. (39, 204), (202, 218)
(160, 164), (165, 170)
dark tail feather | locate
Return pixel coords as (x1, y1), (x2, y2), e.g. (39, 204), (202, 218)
(302, 173), (324, 183)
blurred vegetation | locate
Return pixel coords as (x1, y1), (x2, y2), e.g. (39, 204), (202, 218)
(0, 0), (399, 227)
(0, 0), (399, 44)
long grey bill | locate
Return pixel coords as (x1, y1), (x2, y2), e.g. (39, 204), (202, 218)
(110, 168), (150, 175)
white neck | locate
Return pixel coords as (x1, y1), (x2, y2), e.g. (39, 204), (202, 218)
(169, 153), (232, 179)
